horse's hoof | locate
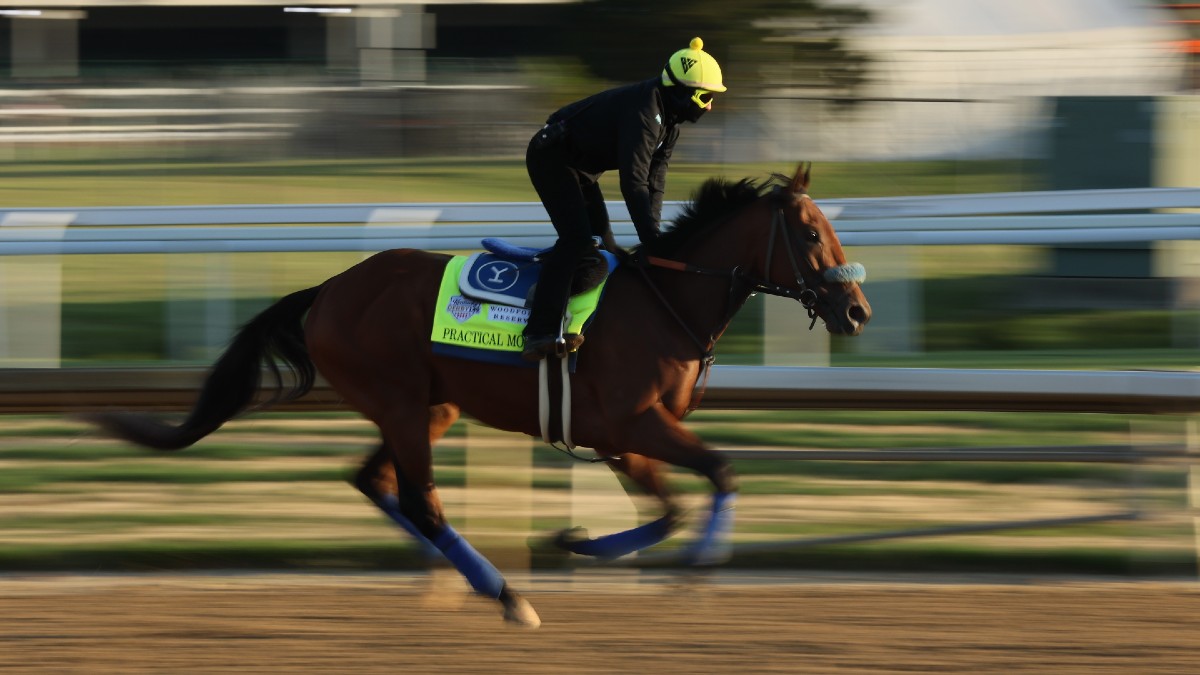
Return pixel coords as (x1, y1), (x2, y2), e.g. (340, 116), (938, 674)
(687, 540), (733, 567)
(552, 526), (590, 551)
(502, 593), (542, 629)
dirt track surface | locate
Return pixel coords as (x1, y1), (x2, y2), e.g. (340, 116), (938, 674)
(0, 573), (1198, 674)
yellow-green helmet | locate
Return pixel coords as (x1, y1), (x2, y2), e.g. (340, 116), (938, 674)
(661, 37), (727, 93)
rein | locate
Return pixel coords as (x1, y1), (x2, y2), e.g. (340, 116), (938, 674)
(633, 192), (825, 413)
(635, 260), (722, 414)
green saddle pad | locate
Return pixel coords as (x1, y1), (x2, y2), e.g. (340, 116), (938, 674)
(430, 255), (609, 367)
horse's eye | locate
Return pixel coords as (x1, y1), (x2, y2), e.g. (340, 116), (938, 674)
(807, 229), (820, 243)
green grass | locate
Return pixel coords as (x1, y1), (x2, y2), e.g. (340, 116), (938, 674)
(689, 409), (1143, 433)
(0, 541), (428, 573)
(0, 464), (348, 491)
(836, 348), (1200, 370)
(699, 425), (1114, 450)
(0, 157), (1034, 207)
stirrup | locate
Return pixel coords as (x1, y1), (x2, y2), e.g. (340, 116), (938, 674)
(521, 333), (584, 361)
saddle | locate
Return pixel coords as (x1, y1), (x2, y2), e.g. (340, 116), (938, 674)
(458, 237), (613, 308)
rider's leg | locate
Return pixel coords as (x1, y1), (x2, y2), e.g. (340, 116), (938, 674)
(579, 179), (620, 256)
(524, 141), (595, 359)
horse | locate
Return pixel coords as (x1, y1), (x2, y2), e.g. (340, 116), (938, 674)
(87, 162), (870, 628)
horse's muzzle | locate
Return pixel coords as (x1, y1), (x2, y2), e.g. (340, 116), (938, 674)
(826, 297), (871, 336)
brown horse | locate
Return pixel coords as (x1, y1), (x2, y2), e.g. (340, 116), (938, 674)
(88, 163), (870, 628)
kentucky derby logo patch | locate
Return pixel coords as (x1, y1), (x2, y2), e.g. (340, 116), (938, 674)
(447, 295), (481, 323)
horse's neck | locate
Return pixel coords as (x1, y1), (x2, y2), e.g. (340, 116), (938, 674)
(648, 219), (764, 351)
(648, 242), (758, 348)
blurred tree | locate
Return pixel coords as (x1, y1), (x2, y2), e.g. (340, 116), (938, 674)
(566, 0), (872, 100)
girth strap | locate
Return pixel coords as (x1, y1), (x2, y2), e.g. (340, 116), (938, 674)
(538, 357), (574, 449)
(539, 355), (608, 463)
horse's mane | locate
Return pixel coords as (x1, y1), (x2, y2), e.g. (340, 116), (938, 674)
(640, 175), (784, 256)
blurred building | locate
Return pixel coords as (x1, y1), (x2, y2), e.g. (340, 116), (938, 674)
(749, 0), (1190, 161)
(0, 0), (1193, 163)
(0, 2), (579, 82)
(0, 2), (580, 159)
(1162, 2), (1200, 89)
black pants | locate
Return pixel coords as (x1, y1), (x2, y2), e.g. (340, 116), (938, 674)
(524, 136), (618, 337)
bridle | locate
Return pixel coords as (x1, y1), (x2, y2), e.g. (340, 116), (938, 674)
(757, 190), (822, 328)
(634, 188), (843, 411)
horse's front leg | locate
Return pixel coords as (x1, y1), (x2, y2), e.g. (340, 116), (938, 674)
(623, 404), (738, 566)
(554, 453), (685, 560)
(557, 405), (738, 565)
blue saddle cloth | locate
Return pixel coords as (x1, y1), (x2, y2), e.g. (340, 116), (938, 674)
(481, 237), (548, 262)
(460, 237), (617, 308)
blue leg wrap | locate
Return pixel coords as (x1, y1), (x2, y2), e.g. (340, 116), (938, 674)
(433, 525), (506, 599)
(561, 514), (674, 560)
(689, 492), (737, 566)
(375, 495), (441, 558)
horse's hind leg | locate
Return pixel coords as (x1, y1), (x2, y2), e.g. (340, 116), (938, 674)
(375, 404), (540, 628)
(359, 403), (459, 490)
(353, 404), (460, 555)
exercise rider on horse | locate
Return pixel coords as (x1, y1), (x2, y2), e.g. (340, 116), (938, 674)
(521, 37), (727, 361)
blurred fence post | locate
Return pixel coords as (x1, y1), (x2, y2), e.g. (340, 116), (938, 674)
(464, 423), (533, 578)
(846, 246), (919, 355)
(325, 5), (433, 83)
(1186, 418), (1200, 578)
(571, 459), (640, 586)
(11, 13), (81, 80)
(762, 293), (829, 366)
(0, 213), (67, 368)
(166, 254), (233, 362)
(1154, 96), (1200, 348)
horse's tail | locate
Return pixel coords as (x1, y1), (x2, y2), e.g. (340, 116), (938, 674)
(88, 284), (324, 451)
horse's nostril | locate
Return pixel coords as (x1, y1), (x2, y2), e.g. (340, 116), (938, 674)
(848, 304), (870, 325)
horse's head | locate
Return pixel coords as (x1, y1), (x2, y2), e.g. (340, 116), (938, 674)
(642, 164), (871, 343)
(762, 163), (871, 336)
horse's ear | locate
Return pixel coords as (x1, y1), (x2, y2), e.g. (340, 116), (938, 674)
(790, 162), (812, 193)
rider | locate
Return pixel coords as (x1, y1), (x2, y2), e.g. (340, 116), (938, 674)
(521, 37), (727, 361)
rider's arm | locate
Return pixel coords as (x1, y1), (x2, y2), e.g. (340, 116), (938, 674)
(617, 105), (666, 244)
(647, 127), (679, 227)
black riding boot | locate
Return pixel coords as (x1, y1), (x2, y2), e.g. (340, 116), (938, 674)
(522, 246), (586, 361)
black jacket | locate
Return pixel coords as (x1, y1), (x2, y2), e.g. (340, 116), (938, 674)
(547, 78), (680, 242)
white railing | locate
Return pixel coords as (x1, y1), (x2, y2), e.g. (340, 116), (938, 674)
(3, 187), (1200, 255)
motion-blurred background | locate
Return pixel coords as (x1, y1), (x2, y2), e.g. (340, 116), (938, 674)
(1, 0), (1197, 366)
(0, 1), (1198, 578)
